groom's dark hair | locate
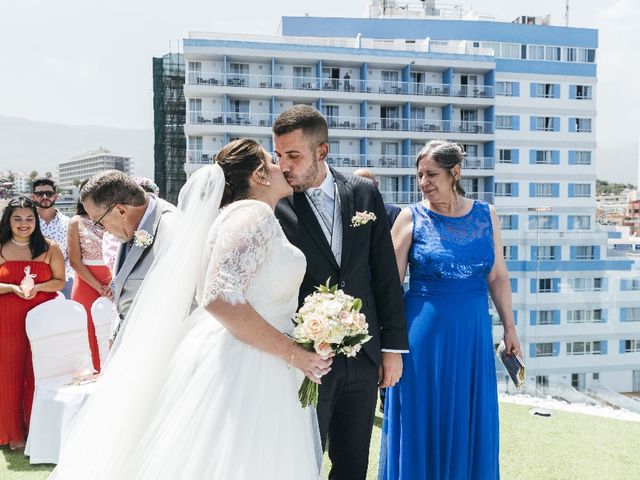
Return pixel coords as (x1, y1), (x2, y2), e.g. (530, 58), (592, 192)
(272, 105), (328, 148)
(216, 138), (267, 208)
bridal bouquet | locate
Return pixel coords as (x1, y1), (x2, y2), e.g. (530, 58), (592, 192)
(292, 281), (371, 408)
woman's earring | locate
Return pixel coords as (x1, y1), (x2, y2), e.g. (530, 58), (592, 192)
(266, 181), (271, 186)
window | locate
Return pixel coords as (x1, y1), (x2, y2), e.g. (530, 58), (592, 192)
(545, 46), (562, 61)
(503, 245), (517, 260)
(571, 373), (586, 391)
(499, 215), (516, 230)
(622, 307), (640, 322)
(533, 215), (556, 230)
(570, 215), (591, 230)
(576, 246), (595, 260)
(496, 81), (515, 96)
(621, 279), (640, 291)
(566, 47), (576, 62)
(624, 340), (640, 353)
(578, 48), (596, 63)
(498, 149), (513, 163)
(573, 118), (592, 132)
(535, 150), (553, 164)
(535, 83), (554, 98)
(536, 246), (558, 261)
(567, 341), (602, 355)
(536, 375), (549, 388)
(567, 309), (603, 324)
(496, 115), (514, 130)
(569, 278), (603, 292)
(573, 184), (591, 197)
(528, 45), (545, 60)
(501, 43), (521, 59)
(538, 279), (552, 293)
(573, 151), (592, 165)
(535, 116), (555, 131)
(538, 310), (555, 325)
(575, 85), (592, 99)
(536, 343), (553, 357)
(593, 372), (599, 381)
(535, 183), (553, 197)
(495, 183), (513, 197)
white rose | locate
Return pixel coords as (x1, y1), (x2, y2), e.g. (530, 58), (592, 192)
(314, 341), (333, 358)
(302, 314), (329, 342)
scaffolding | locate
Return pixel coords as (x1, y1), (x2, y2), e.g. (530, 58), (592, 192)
(153, 53), (186, 205)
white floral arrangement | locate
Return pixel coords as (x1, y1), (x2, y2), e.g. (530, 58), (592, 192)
(292, 280), (372, 407)
(133, 229), (154, 248)
(351, 211), (377, 227)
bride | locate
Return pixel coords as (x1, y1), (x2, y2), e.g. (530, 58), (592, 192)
(51, 139), (332, 479)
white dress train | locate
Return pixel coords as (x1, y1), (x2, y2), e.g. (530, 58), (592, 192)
(52, 199), (321, 479)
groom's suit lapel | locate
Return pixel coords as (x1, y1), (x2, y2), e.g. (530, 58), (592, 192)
(290, 191), (340, 272)
(333, 168), (354, 273)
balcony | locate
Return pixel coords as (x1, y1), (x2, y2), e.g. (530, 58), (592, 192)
(187, 111), (494, 136)
(186, 150), (218, 164)
(326, 154), (413, 169)
(463, 157), (495, 170)
(186, 71), (494, 98)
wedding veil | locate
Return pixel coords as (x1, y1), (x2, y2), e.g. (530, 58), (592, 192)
(52, 164), (225, 479)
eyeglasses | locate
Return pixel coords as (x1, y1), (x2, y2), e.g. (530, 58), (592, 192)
(33, 191), (56, 198)
(93, 204), (117, 229)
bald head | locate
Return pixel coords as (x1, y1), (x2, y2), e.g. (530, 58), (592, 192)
(353, 168), (378, 187)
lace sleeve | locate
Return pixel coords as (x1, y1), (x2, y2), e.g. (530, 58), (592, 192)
(202, 201), (279, 306)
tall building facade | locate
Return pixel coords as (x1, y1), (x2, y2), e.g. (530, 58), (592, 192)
(58, 148), (132, 189)
(153, 53), (186, 205)
(181, 7), (639, 393)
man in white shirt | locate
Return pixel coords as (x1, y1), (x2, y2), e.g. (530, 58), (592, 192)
(32, 177), (73, 297)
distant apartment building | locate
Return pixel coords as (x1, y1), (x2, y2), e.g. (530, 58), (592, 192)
(178, 1), (639, 393)
(58, 148), (132, 189)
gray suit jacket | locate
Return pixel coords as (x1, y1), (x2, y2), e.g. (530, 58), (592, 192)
(113, 197), (176, 331)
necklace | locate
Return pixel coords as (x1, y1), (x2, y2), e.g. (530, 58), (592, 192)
(11, 238), (30, 246)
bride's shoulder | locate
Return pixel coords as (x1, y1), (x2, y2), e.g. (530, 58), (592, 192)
(217, 199), (276, 229)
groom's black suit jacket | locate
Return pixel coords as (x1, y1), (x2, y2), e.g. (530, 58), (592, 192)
(276, 168), (408, 365)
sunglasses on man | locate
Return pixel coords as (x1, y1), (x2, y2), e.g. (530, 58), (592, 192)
(33, 190), (56, 198)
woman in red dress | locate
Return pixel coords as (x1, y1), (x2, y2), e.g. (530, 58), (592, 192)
(0, 197), (66, 449)
(68, 191), (112, 372)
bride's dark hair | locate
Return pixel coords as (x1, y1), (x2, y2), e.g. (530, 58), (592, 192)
(215, 138), (267, 208)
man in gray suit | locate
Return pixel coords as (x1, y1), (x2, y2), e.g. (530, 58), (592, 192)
(80, 170), (176, 344)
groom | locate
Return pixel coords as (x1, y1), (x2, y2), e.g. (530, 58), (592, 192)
(274, 105), (408, 479)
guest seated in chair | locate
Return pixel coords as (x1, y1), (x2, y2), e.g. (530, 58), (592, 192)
(0, 197), (65, 450)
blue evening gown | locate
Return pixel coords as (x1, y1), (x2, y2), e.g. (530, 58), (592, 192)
(379, 200), (499, 480)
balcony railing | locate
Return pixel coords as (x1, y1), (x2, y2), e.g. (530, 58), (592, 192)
(326, 154), (413, 169)
(187, 111), (494, 135)
(187, 71), (494, 98)
(463, 157), (495, 169)
(466, 191), (495, 203)
(381, 191), (423, 205)
(186, 150), (218, 164)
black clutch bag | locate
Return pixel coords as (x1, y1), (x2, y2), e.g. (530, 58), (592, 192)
(496, 339), (526, 388)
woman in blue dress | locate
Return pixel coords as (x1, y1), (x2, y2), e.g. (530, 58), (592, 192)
(379, 140), (521, 479)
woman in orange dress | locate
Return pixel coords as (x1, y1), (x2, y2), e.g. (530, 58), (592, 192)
(68, 191), (112, 372)
(0, 197), (65, 449)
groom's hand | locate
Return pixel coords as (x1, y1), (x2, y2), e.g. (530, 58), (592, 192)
(378, 352), (403, 388)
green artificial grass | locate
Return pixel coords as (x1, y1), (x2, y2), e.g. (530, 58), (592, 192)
(2, 402), (639, 480)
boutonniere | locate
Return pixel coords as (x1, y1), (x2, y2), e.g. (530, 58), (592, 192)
(133, 229), (154, 248)
(351, 211), (377, 227)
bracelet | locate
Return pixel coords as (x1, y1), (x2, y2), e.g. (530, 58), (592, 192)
(287, 341), (296, 369)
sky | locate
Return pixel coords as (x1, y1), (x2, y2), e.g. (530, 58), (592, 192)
(0, 0), (638, 181)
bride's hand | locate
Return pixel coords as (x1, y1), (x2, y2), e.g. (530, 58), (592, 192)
(291, 345), (333, 385)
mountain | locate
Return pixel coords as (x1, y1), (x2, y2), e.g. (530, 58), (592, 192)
(0, 115), (154, 178)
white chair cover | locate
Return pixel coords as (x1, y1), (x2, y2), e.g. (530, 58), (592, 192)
(56, 291), (65, 300)
(90, 297), (116, 369)
(25, 298), (95, 464)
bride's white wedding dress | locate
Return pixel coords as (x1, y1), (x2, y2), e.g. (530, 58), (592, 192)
(51, 166), (321, 479)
